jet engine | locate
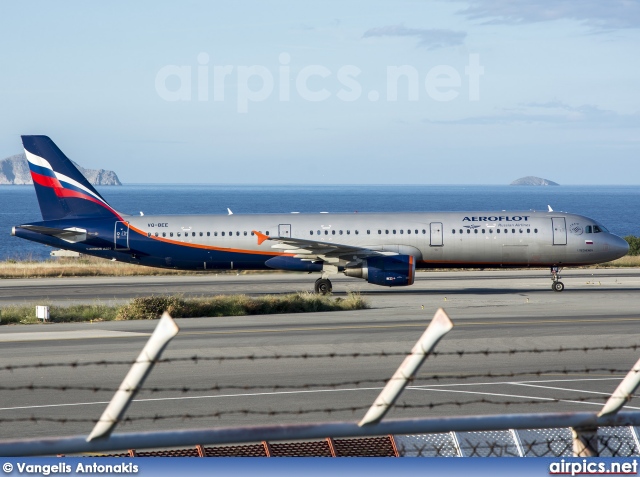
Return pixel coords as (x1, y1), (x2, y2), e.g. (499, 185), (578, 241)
(344, 255), (415, 287)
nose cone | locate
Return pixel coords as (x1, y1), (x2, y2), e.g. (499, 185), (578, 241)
(611, 235), (630, 260)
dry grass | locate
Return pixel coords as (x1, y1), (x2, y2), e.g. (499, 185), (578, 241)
(1, 253), (638, 279)
(0, 257), (211, 278)
(0, 292), (368, 325)
(592, 256), (640, 268)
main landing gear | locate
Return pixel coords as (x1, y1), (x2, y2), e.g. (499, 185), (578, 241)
(551, 266), (565, 292)
(314, 278), (332, 295)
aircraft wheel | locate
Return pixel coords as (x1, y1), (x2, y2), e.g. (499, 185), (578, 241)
(315, 278), (332, 295)
(553, 281), (565, 292)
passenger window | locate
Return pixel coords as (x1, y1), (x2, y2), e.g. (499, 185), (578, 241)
(378, 230), (382, 234)
(534, 229), (538, 233)
(162, 232), (166, 237)
(408, 229), (411, 234)
(489, 229), (493, 233)
(527, 229), (530, 233)
(482, 229), (485, 234)
(325, 230), (328, 235)
(415, 230), (418, 234)
(400, 230), (404, 234)
(474, 229), (478, 234)
(497, 229), (501, 234)
(519, 229), (523, 233)
(422, 229), (426, 234)
(355, 230), (359, 235)
(177, 232), (181, 237)
(452, 230), (456, 234)
(385, 230), (389, 234)
(147, 232), (151, 237)
(467, 229), (471, 234)
(214, 232), (217, 236)
(339, 230), (343, 235)
(251, 231), (255, 236)
(199, 232), (203, 237)
(222, 232), (225, 236)
(244, 231), (247, 236)
(392, 230), (396, 234)
(347, 230), (350, 235)
(170, 232), (173, 237)
(310, 231), (314, 235)
(154, 232), (158, 237)
(192, 232), (195, 237)
(229, 231), (232, 236)
(459, 229), (463, 234)
(208, 232), (211, 236)
(266, 231), (270, 235)
(332, 230), (336, 235)
(512, 229), (516, 234)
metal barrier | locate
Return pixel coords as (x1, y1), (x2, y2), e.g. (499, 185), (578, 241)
(1, 309), (640, 457)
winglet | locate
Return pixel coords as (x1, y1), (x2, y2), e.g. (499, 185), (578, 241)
(253, 230), (269, 245)
(548, 205), (554, 212)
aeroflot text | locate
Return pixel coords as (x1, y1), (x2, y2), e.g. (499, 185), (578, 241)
(463, 216), (530, 222)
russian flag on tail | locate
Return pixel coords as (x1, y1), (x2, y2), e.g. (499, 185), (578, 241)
(21, 136), (122, 221)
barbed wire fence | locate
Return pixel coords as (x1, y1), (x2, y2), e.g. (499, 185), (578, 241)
(1, 309), (640, 457)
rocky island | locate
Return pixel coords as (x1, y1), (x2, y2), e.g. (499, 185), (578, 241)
(510, 176), (559, 186)
(0, 153), (121, 185)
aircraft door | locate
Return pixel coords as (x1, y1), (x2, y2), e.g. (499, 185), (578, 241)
(114, 221), (130, 250)
(430, 222), (443, 246)
(278, 224), (292, 238)
(552, 217), (567, 245)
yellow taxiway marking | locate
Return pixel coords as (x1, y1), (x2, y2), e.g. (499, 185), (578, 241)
(6, 317), (640, 343)
(179, 316), (640, 336)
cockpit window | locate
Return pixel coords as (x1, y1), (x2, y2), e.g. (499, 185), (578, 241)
(593, 225), (603, 233)
(585, 225), (592, 234)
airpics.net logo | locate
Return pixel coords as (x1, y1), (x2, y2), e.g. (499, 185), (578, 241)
(155, 52), (484, 113)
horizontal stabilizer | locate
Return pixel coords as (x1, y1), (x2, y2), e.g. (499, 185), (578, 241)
(15, 225), (88, 243)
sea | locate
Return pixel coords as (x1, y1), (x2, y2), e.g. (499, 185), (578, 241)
(0, 184), (638, 261)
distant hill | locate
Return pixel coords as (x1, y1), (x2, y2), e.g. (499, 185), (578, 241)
(510, 176), (559, 186)
(0, 153), (121, 186)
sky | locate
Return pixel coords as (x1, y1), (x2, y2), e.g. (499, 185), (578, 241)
(0, 0), (639, 184)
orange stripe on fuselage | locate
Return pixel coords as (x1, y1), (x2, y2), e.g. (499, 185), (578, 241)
(409, 256), (414, 285)
(127, 224), (294, 257)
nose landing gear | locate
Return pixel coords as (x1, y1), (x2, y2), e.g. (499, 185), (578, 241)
(551, 266), (565, 292)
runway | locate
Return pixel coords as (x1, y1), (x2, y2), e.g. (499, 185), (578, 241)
(1, 268), (640, 443)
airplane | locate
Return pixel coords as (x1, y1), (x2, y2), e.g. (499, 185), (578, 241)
(12, 136), (629, 294)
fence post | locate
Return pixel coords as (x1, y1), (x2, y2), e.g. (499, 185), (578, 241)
(599, 355), (640, 418)
(358, 308), (453, 426)
(87, 312), (179, 441)
(572, 427), (598, 457)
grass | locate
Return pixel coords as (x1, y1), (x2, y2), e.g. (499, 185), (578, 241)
(0, 292), (368, 325)
(0, 254), (637, 280)
(0, 257), (207, 278)
(595, 256), (640, 268)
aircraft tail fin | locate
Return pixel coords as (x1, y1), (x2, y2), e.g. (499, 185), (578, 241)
(21, 135), (121, 221)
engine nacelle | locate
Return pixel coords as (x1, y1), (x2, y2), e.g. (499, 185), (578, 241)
(344, 255), (415, 287)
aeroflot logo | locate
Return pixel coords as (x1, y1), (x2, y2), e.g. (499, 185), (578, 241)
(463, 216), (530, 222)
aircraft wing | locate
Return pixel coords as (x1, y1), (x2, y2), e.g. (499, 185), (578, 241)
(252, 230), (392, 262)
